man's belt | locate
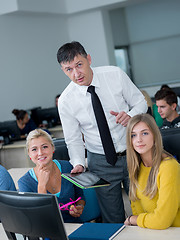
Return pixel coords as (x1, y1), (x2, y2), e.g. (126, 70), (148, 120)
(116, 150), (126, 157)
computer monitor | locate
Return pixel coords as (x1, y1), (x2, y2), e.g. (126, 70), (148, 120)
(0, 120), (21, 145)
(0, 191), (68, 240)
(29, 106), (42, 126)
(160, 128), (180, 163)
(36, 107), (61, 128)
(53, 138), (70, 161)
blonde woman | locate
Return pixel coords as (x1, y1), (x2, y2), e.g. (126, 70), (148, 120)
(124, 113), (180, 229)
(18, 129), (85, 223)
(140, 90), (153, 115)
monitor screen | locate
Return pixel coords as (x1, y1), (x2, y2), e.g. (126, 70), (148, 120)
(160, 128), (180, 162)
(36, 107), (60, 128)
(0, 120), (21, 145)
(0, 191), (68, 240)
(53, 138), (70, 160)
(29, 106), (42, 126)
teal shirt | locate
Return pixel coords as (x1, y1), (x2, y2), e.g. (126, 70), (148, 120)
(153, 104), (163, 127)
(29, 159), (61, 197)
(18, 160), (85, 223)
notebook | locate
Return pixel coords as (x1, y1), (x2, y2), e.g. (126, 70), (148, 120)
(61, 171), (110, 189)
(68, 222), (125, 240)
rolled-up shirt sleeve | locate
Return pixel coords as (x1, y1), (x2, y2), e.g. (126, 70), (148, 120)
(120, 69), (147, 117)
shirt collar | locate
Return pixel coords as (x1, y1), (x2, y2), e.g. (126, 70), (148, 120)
(74, 68), (100, 96)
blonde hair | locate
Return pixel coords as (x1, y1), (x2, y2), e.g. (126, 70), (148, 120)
(26, 129), (54, 152)
(126, 113), (171, 201)
(141, 90), (153, 113)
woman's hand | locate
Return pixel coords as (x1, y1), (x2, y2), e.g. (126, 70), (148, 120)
(69, 203), (85, 218)
(124, 215), (138, 226)
(37, 164), (50, 193)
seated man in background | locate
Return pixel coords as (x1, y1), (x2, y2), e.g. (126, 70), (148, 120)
(155, 89), (180, 129)
(160, 84), (180, 114)
(0, 165), (16, 191)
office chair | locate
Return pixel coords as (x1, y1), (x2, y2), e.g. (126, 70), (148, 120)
(53, 138), (70, 160)
(53, 138), (101, 222)
(80, 188), (101, 223)
(160, 128), (180, 163)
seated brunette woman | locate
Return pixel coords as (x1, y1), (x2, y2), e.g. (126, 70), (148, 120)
(124, 113), (180, 229)
(12, 109), (37, 138)
(18, 129), (85, 223)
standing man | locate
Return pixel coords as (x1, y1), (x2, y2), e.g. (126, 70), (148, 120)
(57, 41), (147, 223)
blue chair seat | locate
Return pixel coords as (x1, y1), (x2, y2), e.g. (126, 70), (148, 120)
(80, 188), (101, 222)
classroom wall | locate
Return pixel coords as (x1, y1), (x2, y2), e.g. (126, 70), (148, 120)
(1, 0), (180, 121)
(109, 8), (129, 47)
(0, 7), (117, 122)
(0, 13), (70, 121)
(67, 9), (116, 67)
(109, 0), (180, 89)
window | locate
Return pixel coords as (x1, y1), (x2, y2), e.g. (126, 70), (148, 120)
(114, 47), (133, 80)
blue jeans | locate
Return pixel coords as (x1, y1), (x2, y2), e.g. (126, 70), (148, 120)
(87, 151), (129, 223)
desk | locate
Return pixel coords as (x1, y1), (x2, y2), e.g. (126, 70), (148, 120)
(0, 223), (82, 240)
(0, 140), (35, 169)
(0, 223), (179, 240)
(48, 125), (64, 138)
(63, 224), (180, 240)
(114, 226), (180, 240)
(66, 224), (180, 240)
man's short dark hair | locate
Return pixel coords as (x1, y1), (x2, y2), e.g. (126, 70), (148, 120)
(57, 41), (87, 65)
(155, 89), (177, 105)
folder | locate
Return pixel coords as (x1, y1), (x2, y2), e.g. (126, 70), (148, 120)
(68, 222), (125, 240)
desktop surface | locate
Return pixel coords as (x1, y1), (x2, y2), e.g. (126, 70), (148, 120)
(0, 223), (180, 240)
(67, 225), (180, 240)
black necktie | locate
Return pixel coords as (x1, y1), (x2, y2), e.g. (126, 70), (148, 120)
(87, 85), (117, 166)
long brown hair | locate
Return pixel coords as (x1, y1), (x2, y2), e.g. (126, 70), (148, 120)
(126, 113), (172, 201)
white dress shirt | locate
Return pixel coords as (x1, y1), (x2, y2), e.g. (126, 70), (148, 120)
(58, 66), (147, 167)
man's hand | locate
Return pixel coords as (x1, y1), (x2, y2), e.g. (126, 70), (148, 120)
(110, 111), (131, 127)
(71, 164), (84, 173)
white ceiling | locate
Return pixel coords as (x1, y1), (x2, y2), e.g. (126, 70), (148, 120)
(0, 0), (149, 15)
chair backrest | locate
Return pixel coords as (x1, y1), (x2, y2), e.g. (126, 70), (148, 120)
(161, 128), (180, 163)
(52, 139), (101, 222)
(53, 138), (70, 160)
(80, 188), (101, 222)
(171, 87), (180, 97)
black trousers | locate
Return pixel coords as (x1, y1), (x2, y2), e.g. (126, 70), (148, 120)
(87, 151), (129, 223)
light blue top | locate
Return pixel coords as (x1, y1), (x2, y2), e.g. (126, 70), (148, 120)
(0, 165), (16, 191)
(29, 160), (61, 197)
(18, 160), (85, 223)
